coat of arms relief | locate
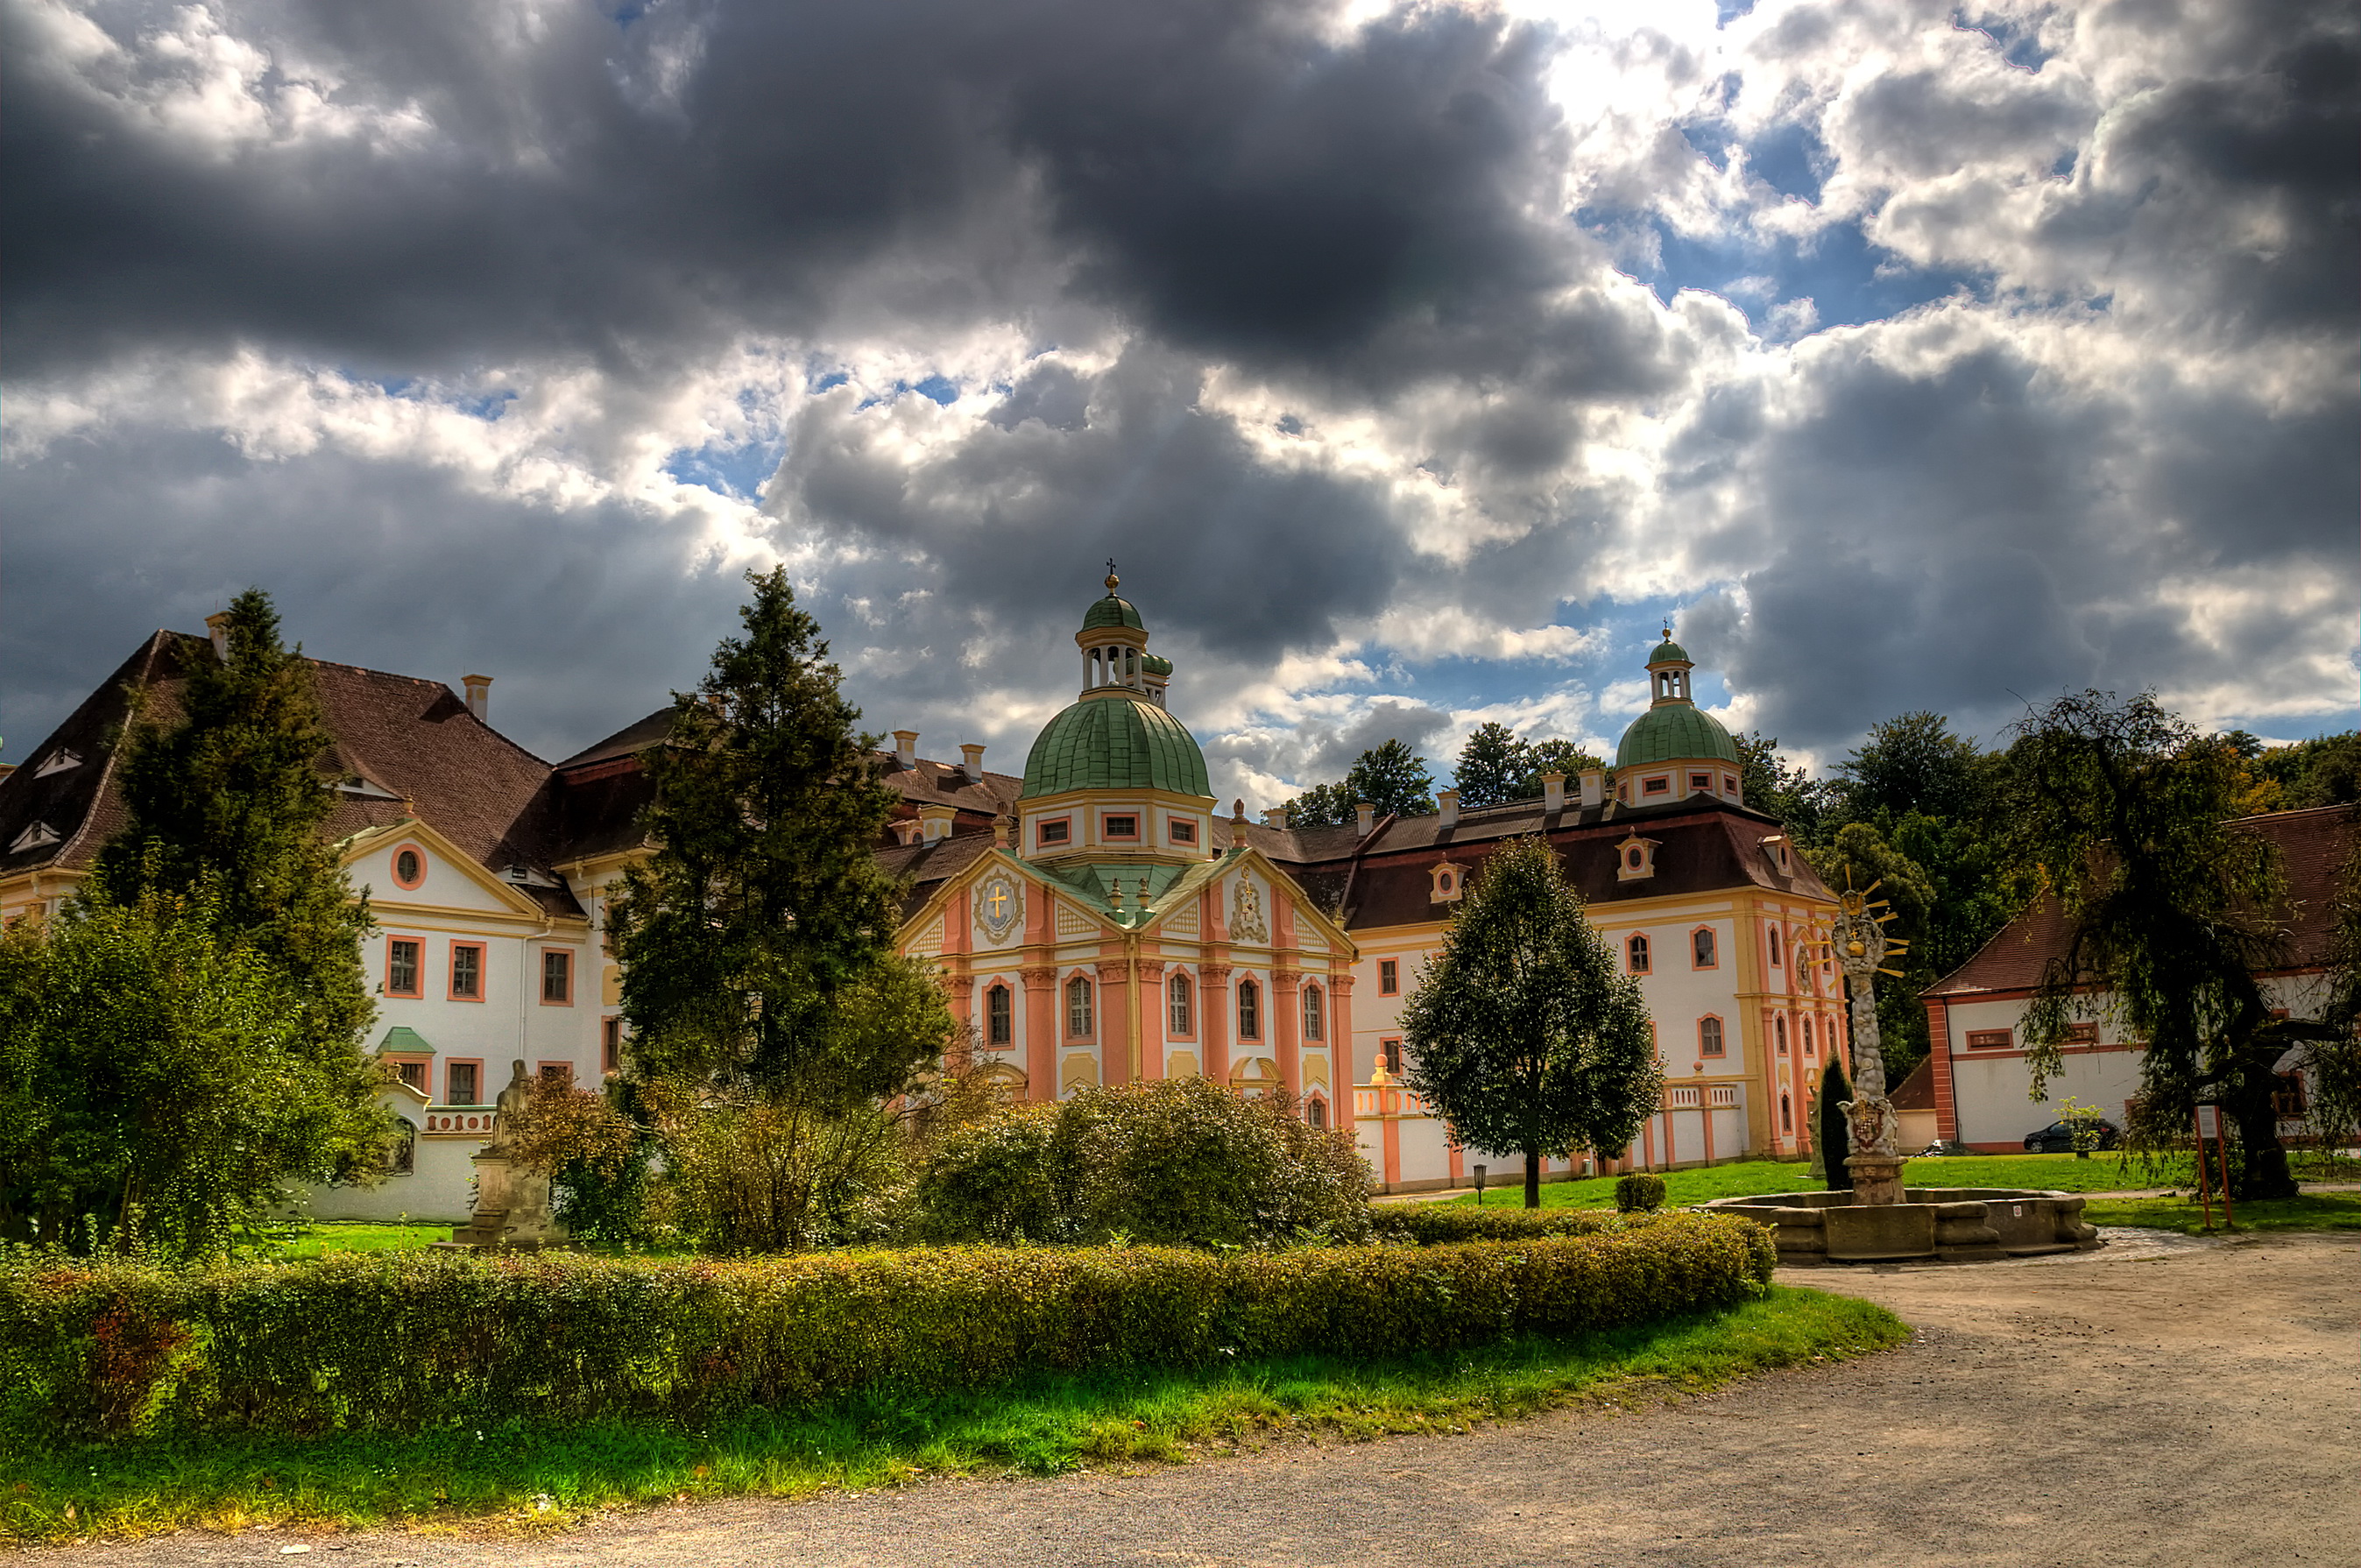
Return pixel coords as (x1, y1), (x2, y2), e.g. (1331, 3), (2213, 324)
(1229, 878), (1269, 944)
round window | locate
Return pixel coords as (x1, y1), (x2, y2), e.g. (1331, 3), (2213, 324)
(393, 848), (424, 888)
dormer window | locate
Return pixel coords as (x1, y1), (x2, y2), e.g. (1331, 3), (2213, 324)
(32, 749), (81, 780)
(9, 822), (62, 853)
(1429, 861), (1464, 903)
(1615, 836), (1659, 882)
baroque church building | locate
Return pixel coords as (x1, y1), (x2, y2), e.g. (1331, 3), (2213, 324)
(1, 577), (1845, 1215)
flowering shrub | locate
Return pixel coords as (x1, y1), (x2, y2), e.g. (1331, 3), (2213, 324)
(1, 1213), (1773, 1440)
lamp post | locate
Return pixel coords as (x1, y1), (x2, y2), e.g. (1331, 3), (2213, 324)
(1473, 1164), (1487, 1204)
(1827, 875), (1909, 1206)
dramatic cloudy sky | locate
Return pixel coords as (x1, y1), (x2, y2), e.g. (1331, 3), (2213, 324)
(7, 0), (2355, 802)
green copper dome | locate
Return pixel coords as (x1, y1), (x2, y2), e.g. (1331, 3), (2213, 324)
(1022, 695), (1211, 798)
(1646, 638), (1692, 666)
(1616, 702), (1742, 768)
(1081, 595), (1145, 632)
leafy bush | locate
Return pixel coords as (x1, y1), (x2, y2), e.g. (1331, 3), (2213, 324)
(1367, 1204), (1644, 1244)
(2, 1213), (1775, 1440)
(913, 1077), (1370, 1248)
(650, 1090), (908, 1252)
(1614, 1174), (1666, 1212)
(503, 1076), (654, 1243)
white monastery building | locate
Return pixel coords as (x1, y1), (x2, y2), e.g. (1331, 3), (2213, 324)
(4, 578), (1873, 1215)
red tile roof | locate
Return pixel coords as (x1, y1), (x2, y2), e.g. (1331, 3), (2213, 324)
(1925, 802), (2357, 999)
(1, 631), (583, 916)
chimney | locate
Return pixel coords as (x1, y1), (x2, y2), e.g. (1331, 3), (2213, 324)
(463, 674), (491, 722)
(1542, 771), (1566, 813)
(205, 611), (233, 663)
(892, 730), (919, 768)
(1579, 768), (1604, 809)
(1262, 807), (1290, 830)
(1437, 788), (1459, 829)
(1355, 801), (1376, 837)
(959, 744), (986, 783)
(919, 803), (958, 842)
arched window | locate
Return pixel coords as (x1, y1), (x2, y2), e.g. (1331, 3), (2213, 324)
(1780, 1093), (1793, 1133)
(1699, 1017), (1725, 1057)
(1167, 972), (1193, 1036)
(1302, 984), (1324, 1042)
(1769, 927), (1783, 965)
(1065, 975), (1093, 1038)
(986, 984), (1013, 1047)
(1238, 978), (1261, 1041)
(1800, 1017), (1815, 1057)
(1307, 1095), (1328, 1131)
(1628, 933), (1651, 974)
(1692, 928), (1717, 969)
(1775, 1015), (1789, 1056)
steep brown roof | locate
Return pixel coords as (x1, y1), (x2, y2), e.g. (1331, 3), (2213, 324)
(1925, 802), (2357, 999)
(877, 833), (1000, 920)
(1890, 1058), (1936, 1112)
(0, 632), (583, 916)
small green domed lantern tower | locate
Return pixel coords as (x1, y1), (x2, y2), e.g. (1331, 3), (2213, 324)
(1612, 630), (1748, 807)
(1017, 567), (1217, 890)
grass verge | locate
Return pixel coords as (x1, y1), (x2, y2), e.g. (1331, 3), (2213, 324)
(0, 1286), (1901, 1545)
(1445, 1153), (2208, 1209)
(2082, 1190), (2361, 1234)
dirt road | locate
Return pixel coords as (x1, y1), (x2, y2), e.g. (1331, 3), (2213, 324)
(46, 1232), (2361, 1567)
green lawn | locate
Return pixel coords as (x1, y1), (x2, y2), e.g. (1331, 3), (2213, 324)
(2079, 1190), (2361, 1234)
(257, 1220), (465, 1261)
(0, 1286), (1902, 1544)
(1443, 1151), (2203, 1210)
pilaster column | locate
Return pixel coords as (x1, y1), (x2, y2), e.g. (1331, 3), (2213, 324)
(1135, 959), (1167, 1080)
(1328, 971), (1356, 1134)
(1199, 964), (1234, 1087)
(1925, 997), (1958, 1142)
(944, 970), (975, 1074)
(1096, 960), (1133, 1087)
(1273, 967), (1304, 1099)
(1021, 967), (1057, 1103)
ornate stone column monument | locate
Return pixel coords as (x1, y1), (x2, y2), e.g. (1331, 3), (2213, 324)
(1829, 879), (1909, 1206)
(442, 1060), (567, 1250)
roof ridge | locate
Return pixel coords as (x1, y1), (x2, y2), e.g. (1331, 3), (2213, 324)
(51, 628), (178, 872)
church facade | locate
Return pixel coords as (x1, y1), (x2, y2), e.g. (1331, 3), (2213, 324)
(881, 576), (1848, 1191)
(0, 577), (1844, 1215)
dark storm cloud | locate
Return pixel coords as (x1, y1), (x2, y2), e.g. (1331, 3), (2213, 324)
(770, 343), (1409, 675)
(3, 0), (1580, 384)
(1, 428), (744, 761)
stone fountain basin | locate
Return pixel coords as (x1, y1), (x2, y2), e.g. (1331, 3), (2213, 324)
(1700, 1189), (2103, 1264)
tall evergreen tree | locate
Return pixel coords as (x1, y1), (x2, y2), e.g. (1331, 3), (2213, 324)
(1817, 1056), (1853, 1192)
(2001, 691), (2301, 1197)
(1838, 710), (1987, 824)
(1399, 835), (1659, 1207)
(606, 567), (951, 1104)
(88, 589), (374, 1047)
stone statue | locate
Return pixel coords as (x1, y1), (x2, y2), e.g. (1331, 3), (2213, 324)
(440, 1059), (566, 1251)
(1828, 880), (1910, 1205)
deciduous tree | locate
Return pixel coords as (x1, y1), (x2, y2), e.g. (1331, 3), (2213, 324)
(2002, 691), (2301, 1197)
(1399, 835), (1659, 1207)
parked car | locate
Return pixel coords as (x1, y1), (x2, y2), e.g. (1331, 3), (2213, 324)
(2024, 1119), (2121, 1154)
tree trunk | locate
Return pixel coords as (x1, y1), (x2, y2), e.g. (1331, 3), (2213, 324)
(2229, 1065), (2298, 1201)
(1524, 1151), (1541, 1210)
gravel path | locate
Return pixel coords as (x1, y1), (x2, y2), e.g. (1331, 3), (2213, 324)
(42, 1232), (2361, 1567)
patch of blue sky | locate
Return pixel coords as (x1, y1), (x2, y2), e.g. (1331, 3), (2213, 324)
(1588, 205), (1983, 335)
(455, 390), (517, 422)
(1951, 8), (2054, 73)
(663, 436), (785, 503)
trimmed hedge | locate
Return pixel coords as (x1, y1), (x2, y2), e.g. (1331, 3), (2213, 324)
(1615, 1175), (1669, 1212)
(4, 1214), (1774, 1440)
(1366, 1204), (1640, 1245)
